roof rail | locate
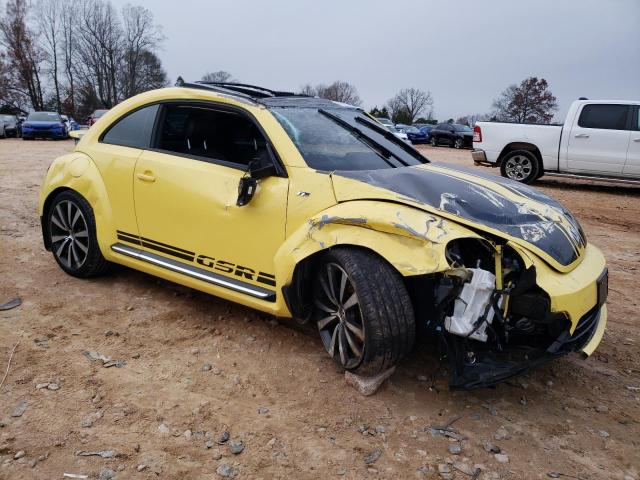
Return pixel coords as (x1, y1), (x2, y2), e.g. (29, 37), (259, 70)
(196, 81), (298, 98)
(175, 77), (256, 101)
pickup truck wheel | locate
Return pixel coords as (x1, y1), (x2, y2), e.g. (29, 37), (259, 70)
(312, 248), (415, 376)
(500, 150), (540, 184)
(47, 190), (110, 278)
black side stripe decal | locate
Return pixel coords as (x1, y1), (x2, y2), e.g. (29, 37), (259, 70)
(117, 231), (195, 262)
(116, 231), (141, 245)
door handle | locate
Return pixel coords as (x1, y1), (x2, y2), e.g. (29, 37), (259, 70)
(633, 138), (640, 142)
(574, 133), (590, 138)
(136, 172), (156, 182)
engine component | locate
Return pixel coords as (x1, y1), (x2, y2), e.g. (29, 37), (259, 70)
(444, 268), (497, 342)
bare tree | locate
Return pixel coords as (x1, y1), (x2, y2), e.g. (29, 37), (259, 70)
(492, 77), (558, 123)
(459, 113), (492, 127)
(132, 50), (167, 92)
(315, 81), (362, 106)
(386, 96), (407, 123)
(299, 83), (316, 96)
(75, 0), (123, 107)
(387, 88), (433, 124)
(36, 0), (63, 111)
(58, 0), (76, 115)
(298, 81), (361, 105)
(120, 4), (164, 98)
(0, 0), (45, 110)
(201, 71), (236, 83)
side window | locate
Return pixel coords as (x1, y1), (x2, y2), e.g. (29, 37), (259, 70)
(102, 104), (159, 148)
(577, 104), (630, 130)
(635, 107), (640, 131)
(156, 104), (270, 168)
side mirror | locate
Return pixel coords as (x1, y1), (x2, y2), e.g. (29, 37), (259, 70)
(236, 176), (257, 207)
(236, 154), (279, 207)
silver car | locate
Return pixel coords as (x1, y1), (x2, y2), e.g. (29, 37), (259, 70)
(0, 114), (19, 138)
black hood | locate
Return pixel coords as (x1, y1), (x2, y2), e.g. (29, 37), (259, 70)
(333, 164), (586, 268)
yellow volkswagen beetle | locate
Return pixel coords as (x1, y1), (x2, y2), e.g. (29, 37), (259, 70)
(39, 81), (608, 388)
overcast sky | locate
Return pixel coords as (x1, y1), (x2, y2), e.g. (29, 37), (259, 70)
(112, 0), (639, 122)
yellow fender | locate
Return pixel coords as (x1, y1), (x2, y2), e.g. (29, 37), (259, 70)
(38, 153), (116, 256)
(274, 200), (482, 286)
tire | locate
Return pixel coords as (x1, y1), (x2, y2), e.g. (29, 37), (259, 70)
(46, 190), (110, 278)
(311, 247), (415, 376)
(499, 150), (540, 184)
(431, 136), (438, 147)
(453, 137), (463, 149)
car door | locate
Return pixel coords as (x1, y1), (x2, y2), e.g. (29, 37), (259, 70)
(623, 105), (640, 177)
(130, 102), (288, 300)
(90, 103), (159, 239)
(566, 103), (631, 174)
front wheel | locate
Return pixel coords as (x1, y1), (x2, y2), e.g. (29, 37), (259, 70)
(312, 248), (415, 376)
(453, 138), (463, 149)
(500, 150), (540, 184)
(431, 137), (438, 147)
(46, 190), (110, 277)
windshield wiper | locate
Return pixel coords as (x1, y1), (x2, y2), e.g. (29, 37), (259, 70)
(317, 108), (407, 168)
(355, 115), (430, 164)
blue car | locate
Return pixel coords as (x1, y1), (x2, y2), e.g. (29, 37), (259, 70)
(22, 111), (68, 140)
(396, 124), (428, 144)
(413, 123), (434, 142)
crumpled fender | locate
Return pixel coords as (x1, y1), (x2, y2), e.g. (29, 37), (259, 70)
(274, 200), (482, 285)
(38, 152), (115, 256)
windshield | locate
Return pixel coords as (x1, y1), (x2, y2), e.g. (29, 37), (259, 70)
(269, 107), (428, 171)
(27, 112), (61, 122)
(94, 110), (108, 118)
(405, 126), (420, 133)
(453, 124), (472, 132)
(1, 115), (15, 121)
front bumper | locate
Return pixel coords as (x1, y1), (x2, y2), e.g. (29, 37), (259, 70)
(450, 303), (607, 389)
(22, 129), (66, 139)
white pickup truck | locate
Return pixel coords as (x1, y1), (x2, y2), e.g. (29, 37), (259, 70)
(471, 100), (640, 184)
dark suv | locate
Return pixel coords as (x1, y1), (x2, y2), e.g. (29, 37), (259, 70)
(430, 123), (473, 149)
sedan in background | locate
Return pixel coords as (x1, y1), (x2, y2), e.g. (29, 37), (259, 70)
(430, 123), (474, 149)
(396, 124), (428, 144)
(61, 115), (80, 132)
(88, 109), (109, 126)
(413, 123), (434, 141)
(375, 117), (394, 127)
(386, 124), (410, 143)
(22, 112), (68, 140)
(0, 114), (20, 138)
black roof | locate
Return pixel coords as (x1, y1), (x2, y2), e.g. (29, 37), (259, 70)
(259, 96), (358, 109)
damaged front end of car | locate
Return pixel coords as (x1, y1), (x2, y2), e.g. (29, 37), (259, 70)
(411, 237), (608, 389)
(324, 163), (609, 389)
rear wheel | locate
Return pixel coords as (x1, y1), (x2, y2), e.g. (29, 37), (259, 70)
(312, 248), (415, 376)
(500, 150), (540, 184)
(47, 190), (109, 278)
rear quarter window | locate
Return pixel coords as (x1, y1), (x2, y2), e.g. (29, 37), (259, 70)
(577, 104), (630, 130)
(101, 104), (159, 148)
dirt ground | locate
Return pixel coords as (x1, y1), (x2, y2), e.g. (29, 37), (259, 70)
(1, 138), (639, 480)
